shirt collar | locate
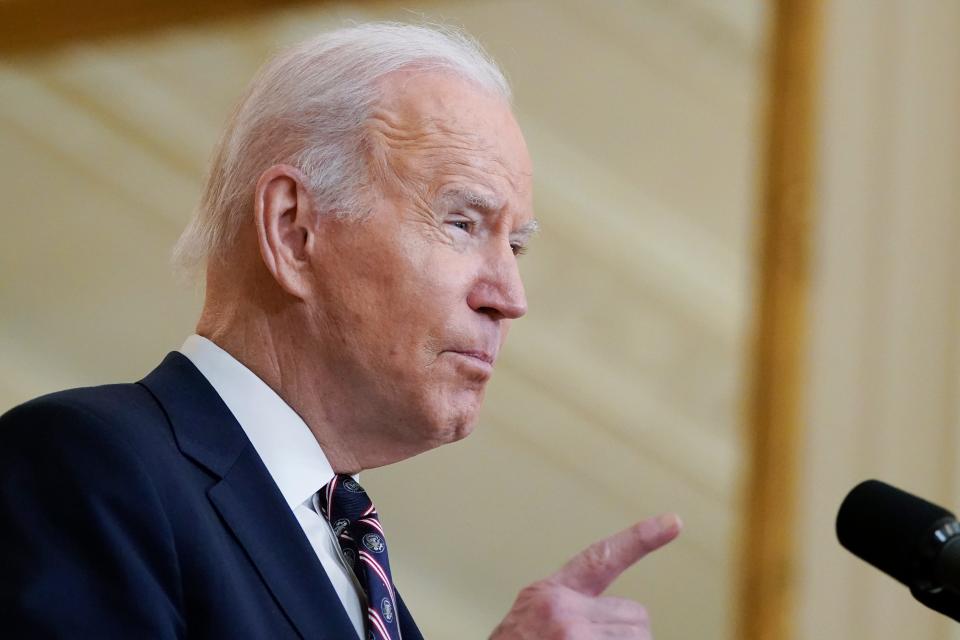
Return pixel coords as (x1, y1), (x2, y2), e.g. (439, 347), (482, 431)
(179, 334), (335, 509)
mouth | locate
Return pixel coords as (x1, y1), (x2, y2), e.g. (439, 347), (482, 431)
(444, 349), (496, 378)
(450, 350), (495, 365)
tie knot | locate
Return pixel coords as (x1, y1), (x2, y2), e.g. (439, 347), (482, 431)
(318, 475), (400, 639)
(320, 474), (378, 528)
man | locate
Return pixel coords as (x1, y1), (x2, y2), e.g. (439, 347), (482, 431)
(0, 23), (680, 639)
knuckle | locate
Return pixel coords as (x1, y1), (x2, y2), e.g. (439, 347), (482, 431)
(516, 583), (540, 601)
(533, 595), (560, 620)
(581, 543), (613, 572)
(517, 583), (557, 616)
(521, 583), (580, 625)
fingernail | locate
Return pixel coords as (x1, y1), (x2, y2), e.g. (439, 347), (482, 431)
(657, 513), (682, 533)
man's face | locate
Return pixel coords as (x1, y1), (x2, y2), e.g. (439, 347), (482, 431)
(307, 70), (535, 461)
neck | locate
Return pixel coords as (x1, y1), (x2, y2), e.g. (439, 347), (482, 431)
(196, 264), (367, 474)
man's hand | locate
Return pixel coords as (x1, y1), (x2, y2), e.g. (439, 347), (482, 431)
(490, 513), (682, 639)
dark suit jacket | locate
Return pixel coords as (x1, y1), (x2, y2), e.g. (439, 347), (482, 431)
(0, 352), (424, 640)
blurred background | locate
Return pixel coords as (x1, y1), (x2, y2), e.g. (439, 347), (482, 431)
(1, 1), (958, 639)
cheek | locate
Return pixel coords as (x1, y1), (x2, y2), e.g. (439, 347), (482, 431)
(358, 250), (452, 361)
(329, 237), (417, 318)
(398, 247), (473, 317)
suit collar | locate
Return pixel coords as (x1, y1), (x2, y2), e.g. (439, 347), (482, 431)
(139, 352), (358, 640)
(140, 351), (246, 478)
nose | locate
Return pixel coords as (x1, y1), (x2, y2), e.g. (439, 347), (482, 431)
(467, 242), (528, 321)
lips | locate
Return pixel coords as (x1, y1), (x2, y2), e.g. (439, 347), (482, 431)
(449, 350), (495, 365)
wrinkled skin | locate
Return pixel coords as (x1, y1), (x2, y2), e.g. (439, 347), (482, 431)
(302, 70), (537, 468)
(200, 70), (534, 472)
(198, 69), (680, 639)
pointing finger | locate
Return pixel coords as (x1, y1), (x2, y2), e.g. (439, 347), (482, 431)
(550, 513), (682, 596)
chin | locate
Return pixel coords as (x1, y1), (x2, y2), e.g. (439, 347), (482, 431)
(421, 404), (481, 449)
(447, 414), (478, 443)
(417, 414), (473, 449)
(413, 386), (485, 449)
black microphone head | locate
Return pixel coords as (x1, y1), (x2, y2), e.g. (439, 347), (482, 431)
(837, 479), (956, 588)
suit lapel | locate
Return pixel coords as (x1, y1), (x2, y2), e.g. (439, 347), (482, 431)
(208, 446), (358, 640)
(141, 353), (359, 640)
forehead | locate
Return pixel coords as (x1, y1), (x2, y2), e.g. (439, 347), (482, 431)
(367, 69), (533, 206)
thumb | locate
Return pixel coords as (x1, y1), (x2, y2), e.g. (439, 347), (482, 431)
(549, 513), (682, 597)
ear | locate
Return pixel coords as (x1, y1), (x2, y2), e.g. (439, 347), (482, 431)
(253, 164), (317, 298)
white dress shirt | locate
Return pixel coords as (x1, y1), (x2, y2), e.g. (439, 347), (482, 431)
(179, 335), (366, 639)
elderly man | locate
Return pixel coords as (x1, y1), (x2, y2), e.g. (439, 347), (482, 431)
(0, 23), (680, 639)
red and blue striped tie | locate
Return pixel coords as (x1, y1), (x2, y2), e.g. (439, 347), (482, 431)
(320, 475), (401, 640)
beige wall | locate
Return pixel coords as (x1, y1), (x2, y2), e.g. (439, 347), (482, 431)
(10, 1), (960, 638)
(797, 1), (960, 639)
(0, 2), (768, 638)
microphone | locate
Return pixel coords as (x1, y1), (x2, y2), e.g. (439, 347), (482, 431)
(837, 479), (960, 622)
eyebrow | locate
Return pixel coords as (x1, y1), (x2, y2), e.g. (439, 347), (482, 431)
(514, 219), (540, 243)
(440, 186), (504, 212)
(440, 186), (540, 241)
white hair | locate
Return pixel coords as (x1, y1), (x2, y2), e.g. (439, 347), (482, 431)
(172, 21), (511, 275)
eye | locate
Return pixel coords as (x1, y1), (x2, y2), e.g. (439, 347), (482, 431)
(446, 217), (475, 233)
(511, 243), (528, 257)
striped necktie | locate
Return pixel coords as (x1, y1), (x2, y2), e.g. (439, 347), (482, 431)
(319, 475), (401, 640)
